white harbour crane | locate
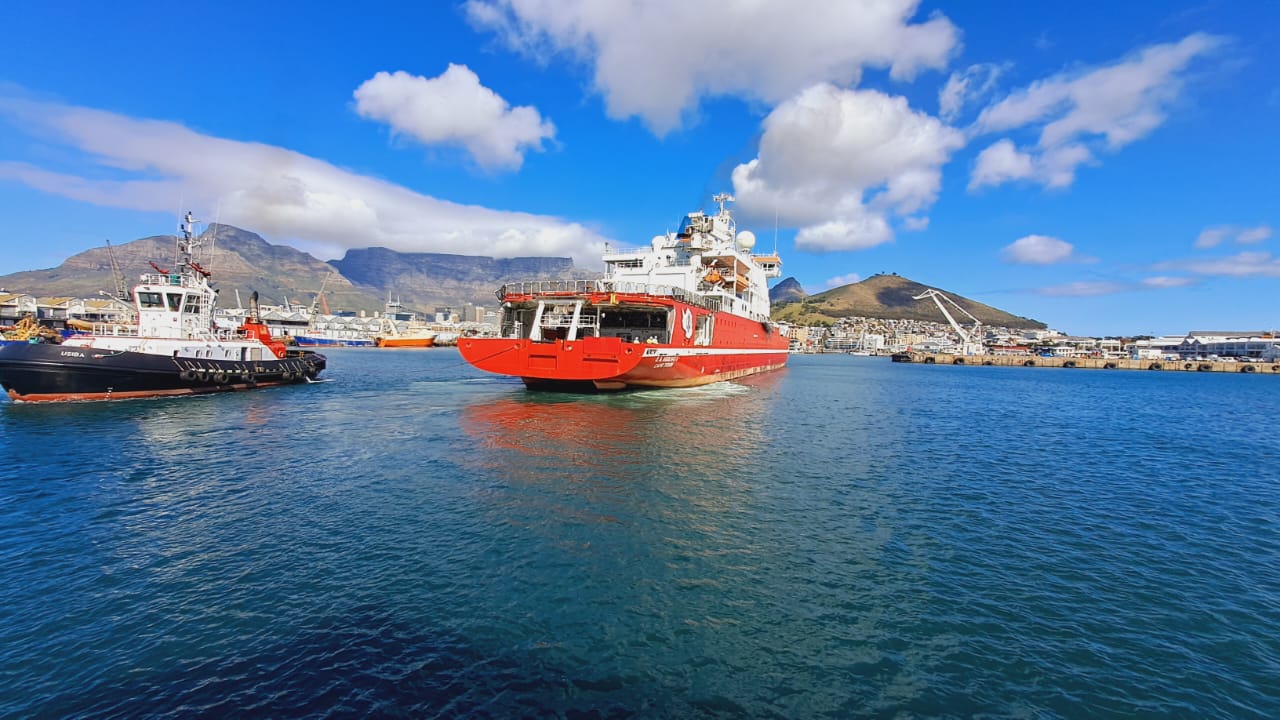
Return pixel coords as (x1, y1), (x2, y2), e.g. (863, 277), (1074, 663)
(913, 288), (985, 355)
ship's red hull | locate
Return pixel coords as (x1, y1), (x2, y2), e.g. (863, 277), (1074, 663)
(459, 303), (788, 391)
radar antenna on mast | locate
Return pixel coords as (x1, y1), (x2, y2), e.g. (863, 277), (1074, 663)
(913, 288), (984, 355)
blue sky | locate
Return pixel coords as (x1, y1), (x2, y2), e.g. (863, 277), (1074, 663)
(0, 1), (1276, 336)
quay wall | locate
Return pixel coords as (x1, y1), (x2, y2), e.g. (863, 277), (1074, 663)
(890, 353), (1280, 374)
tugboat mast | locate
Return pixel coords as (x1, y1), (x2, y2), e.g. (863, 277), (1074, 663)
(178, 211), (200, 268)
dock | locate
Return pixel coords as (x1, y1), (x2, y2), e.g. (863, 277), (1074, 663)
(890, 353), (1280, 374)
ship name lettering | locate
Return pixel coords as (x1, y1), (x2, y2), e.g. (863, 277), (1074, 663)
(60, 351), (86, 358)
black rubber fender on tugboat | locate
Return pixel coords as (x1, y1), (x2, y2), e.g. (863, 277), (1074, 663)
(180, 369), (198, 381)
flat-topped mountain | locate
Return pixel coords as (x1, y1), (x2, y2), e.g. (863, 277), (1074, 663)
(0, 224), (584, 314)
(771, 273), (1046, 329)
(331, 248), (586, 310)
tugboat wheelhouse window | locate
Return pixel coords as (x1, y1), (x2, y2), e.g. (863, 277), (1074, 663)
(138, 291), (163, 309)
(165, 293), (182, 312)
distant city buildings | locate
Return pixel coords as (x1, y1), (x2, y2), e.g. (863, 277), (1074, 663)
(786, 315), (1280, 361)
(4, 288), (1277, 361)
(2, 291), (499, 342)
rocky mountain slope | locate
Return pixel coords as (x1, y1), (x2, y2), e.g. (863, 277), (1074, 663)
(770, 273), (1046, 329)
(0, 224), (584, 314)
(330, 248), (589, 311)
(768, 277), (807, 304)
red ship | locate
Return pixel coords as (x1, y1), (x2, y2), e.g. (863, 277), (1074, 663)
(459, 194), (789, 391)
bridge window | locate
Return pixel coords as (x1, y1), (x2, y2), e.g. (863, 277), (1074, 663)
(138, 291), (163, 308)
(165, 293), (182, 311)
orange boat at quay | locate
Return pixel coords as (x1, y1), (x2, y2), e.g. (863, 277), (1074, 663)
(459, 194), (789, 391)
(374, 323), (436, 348)
(375, 335), (435, 348)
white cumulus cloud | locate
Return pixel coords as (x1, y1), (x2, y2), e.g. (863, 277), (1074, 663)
(353, 65), (555, 171)
(1002, 234), (1077, 265)
(0, 96), (607, 265)
(731, 84), (964, 252)
(1142, 275), (1197, 288)
(1195, 224), (1273, 248)
(969, 33), (1222, 189)
(464, 0), (958, 135)
(970, 139), (1034, 188)
(939, 63), (1005, 122)
(1238, 225), (1274, 244)
(824, 272), (863, 289)
(1037, 281), (1128, 297)
(1158, 251), (1280, 277)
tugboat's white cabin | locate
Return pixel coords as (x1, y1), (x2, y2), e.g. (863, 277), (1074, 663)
(134, 272), (214, 339)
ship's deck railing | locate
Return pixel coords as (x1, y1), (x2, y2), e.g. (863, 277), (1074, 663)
(502, 279), (773, 323)
(498, 278), (713, 310)
(83, 322), (141, 337)
(539, 312), (599, 329)
(79, 322), (254, 343)
(498, 279), (600, 297)
(601, 246), (651, 257)
(139, 272), (204, 289)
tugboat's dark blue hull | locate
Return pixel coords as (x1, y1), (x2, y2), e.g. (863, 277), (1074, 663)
(0, 342), (326, 402)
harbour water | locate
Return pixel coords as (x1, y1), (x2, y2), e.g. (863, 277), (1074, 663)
(1, 351), (1277, 717)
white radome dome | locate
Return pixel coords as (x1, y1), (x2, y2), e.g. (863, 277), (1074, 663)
(652, 235), (666, 248)
(737, 230), (757, 251)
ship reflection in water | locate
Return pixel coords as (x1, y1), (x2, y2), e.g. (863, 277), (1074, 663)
(457, 373), (784, 526)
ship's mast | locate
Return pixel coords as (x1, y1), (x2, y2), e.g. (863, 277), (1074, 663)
(178, 211), (200, 269)
(713, 192), (735, 217)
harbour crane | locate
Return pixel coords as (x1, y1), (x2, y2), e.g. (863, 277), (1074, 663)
(309, 271), (336, 316)
(105, 239), (129, 300)
(913, 288), (984, 355)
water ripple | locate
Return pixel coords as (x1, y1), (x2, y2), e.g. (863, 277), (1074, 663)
(1, 351), (1278, 717)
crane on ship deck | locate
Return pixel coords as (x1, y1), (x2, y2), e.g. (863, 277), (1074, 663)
(913, 288), (984, 355)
